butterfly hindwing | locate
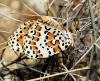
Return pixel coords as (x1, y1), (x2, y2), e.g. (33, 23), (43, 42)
(23, 20), (66, 58)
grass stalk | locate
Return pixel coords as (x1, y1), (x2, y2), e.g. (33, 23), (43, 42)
(86, 0), (98, 80)
(27, 66), (89, 81)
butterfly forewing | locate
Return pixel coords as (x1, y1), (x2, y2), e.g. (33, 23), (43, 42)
(8, 20), (35, 53)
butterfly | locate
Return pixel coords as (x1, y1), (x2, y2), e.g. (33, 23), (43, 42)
(8, 16), (74, 59)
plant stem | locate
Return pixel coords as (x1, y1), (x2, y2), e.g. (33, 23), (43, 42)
(86, 0), (98, 81)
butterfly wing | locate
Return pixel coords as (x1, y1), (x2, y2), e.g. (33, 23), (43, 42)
(8, 20), (35, 53)
(23, 20), (66, 59)
(8, 18), (72, 59)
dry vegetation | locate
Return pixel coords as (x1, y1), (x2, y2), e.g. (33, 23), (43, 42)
(0, 0), (100, 81)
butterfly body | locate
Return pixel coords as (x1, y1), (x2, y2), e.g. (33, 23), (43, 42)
(8, 16), (73, 59)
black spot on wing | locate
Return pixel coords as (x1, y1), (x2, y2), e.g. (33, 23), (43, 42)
(48, 51), (51, 54)
(68, 41), (70, 44)
(45, 26), (51, 30)
(31, 55), (33, 58)
(65, 45), (68, 48)
(24, 27), (26, 29)
(24, 22), (26, 25)
(17, 48), (20, 51)
(29, 24), (32, 27)
(44, 31), (48, 34)
(40, 43), (42, 46)
(30, 46), (32, 49)
(47, 48), (49, 50)
(26, 46), (28, 48)
(42, 46), (44, 48)
(16, 34), (18, 36)
(12, 41), (14, 44)
(44, 40), (46, 42)
(53, 31), (56, 34)
(16, 43), (19, 46)
(27, 51), (30, 54)
(59, 37), (61, 39)
(62, 43), (64, 46)
(28, 41), (31, 44)
(35, 55), (38, 58)
(33, 51), (35, 54)
(45, 36), (48, 39)
(58, 31), (60, 33)
(20, 31), (22, 33)
(30, 30), (33, 33)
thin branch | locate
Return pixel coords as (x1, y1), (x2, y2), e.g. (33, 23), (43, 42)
(86, 0), (98, 80)
(71, 37), (100, 70)
(0, 31), (11, 34)
(27, 66), (89, 81)
(49, 0), (55, 9)
(0, 12), (23, 22)
(0, 3), (9, 8)
(0, 41), (7, 46)
(20, 0), (41, 17)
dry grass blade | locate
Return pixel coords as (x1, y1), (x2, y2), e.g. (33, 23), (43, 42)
(0, 12), (23, 22)
(20, 0), (41, 17)
(0, 31), (11, 34)
(94, 43), (100, 49)
(0, 41), (7, 46)
(0, 3), (9, 8)
(27, 66), (89, 81)
(86, 0), (98, 80)
(71, 36), (100, 70)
